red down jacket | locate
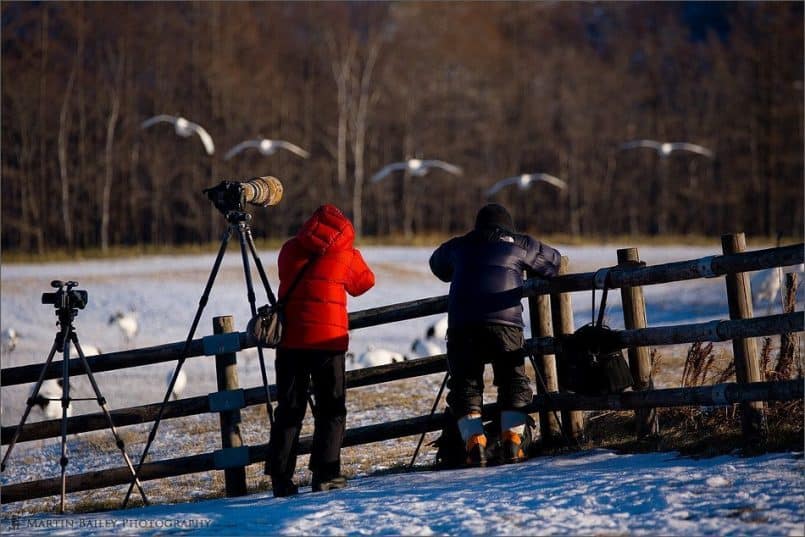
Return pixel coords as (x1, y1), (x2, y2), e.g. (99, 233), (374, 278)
(277, 204), (375, 351)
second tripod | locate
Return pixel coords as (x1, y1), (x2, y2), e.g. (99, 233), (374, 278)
(0, 280), (148, 513)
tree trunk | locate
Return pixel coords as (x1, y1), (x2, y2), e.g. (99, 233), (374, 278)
(350, 41), (380, 238)
(58, 63), (78, 250)
(102, 48), (124, 252)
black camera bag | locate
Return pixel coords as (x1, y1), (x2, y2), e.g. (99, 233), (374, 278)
(557, 278), (634, 396)
(558, 323), (633, 395)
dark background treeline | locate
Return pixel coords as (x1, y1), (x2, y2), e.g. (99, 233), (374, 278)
(2, 2), (803, 254)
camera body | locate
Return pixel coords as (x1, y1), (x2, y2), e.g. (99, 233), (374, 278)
(204, 180), (246, 215)
(42, 281), (88, 310)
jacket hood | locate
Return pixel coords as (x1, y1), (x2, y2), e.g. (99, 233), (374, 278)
(474, 203), (515, 233)
(296, 204), (355, 255)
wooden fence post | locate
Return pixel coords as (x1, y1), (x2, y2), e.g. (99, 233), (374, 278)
(721, 233), (768, 445)
(213, 315), (247, 496)
(527, 273), (561, 443)
(550, 256), (585, 443)
(617, 248), (659, 437)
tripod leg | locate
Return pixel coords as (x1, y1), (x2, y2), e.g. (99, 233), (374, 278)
(0, 339), (61, 472)
(71, 333), (149, 505)
(528, 354), (576, 449)
(122, 226), (233, 508)
(243, 225), (277, 305)
(409, 371), (450, 468)
(238, 224), (275, 425)
(59, 325), (72, 514)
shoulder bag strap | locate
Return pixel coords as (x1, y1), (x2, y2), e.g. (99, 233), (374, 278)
(277, 255), (318, 307)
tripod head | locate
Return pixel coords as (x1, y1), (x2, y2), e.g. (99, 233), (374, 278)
(42, 280), (88, 329)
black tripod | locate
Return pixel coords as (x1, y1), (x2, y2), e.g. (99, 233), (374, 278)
(122, 210), (278, 507)
(0, 280), (148, 513)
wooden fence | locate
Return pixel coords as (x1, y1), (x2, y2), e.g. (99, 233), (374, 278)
(2, 234), (803, 505)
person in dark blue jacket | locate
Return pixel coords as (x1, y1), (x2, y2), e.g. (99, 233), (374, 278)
(429, 203), (561, 466)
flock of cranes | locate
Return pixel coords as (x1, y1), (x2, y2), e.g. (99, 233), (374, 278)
(141, 113), (716, 198)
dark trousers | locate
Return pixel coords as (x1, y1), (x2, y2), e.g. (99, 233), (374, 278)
(269, 348), (346, 486)
(446, 324), (532, 417)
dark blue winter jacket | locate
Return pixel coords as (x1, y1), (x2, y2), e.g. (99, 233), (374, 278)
(429, 226), (561, 329)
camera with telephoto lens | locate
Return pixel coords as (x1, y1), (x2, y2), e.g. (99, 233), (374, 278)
(42, 280), (88, 310)
(203, 176), (284, 216)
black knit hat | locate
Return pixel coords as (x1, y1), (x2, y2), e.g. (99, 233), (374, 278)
(474, 203), (515, 233)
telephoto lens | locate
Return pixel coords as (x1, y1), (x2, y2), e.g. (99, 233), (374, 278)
(242, 176), (283, 207)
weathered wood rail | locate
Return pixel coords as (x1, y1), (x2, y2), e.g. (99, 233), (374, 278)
(3, 378), (801, 503)
(2, 238), (803, 505)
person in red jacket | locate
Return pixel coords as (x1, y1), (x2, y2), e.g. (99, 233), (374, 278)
(269, 204), (375, 497)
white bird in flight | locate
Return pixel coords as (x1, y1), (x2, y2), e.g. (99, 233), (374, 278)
(141, 115), (215, 155)
(619, 139), (714, 158)
(224, 138), (310, 160)
(370, 158), (463, 183)
(485, 173), (568, 197)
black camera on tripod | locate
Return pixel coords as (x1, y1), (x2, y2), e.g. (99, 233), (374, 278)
(203, 176), (284, 216)
(42, 280), (88, 310)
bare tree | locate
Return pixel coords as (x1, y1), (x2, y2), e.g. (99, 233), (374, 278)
(350, 36), (382, 238)
(57, 61), (77, 250)
(101, 43), (125, 252)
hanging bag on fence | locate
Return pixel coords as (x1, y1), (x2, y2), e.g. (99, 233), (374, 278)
(248, 256), (317, 348)
(557, 270), (634, 395)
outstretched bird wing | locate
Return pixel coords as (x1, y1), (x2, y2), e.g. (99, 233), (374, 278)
(370, 162), (410, 183)
(275, 140), (311, 158)
(140, 115), (178, 130)
(224, 140), (262, 160)
(667, 142), (714, 158)
(186, 120), (215, 155)
(485, 176), (523, 196)
(422, 160), (463, 176)
(533, 173), (568, 191)
(619, 139), (664, 152)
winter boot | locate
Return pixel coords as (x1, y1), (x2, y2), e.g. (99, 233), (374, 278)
(500, 430), (527, 464)
(312, 475), (348, 492)
(500, 410), (529, 464)
(465, 433), (487, 468)
(457, 413), (487, 467)
(272, 480), (299, 498)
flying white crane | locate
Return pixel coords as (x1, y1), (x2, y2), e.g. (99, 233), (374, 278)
(485, 173), (568, 197)
(224, 138), (310, 160)
(141, 115), (215, 155)
(370, 158), (463, 183)
(618, 139), (714, 159)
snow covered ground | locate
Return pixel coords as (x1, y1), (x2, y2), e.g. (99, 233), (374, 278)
(2, 449), (802, 536)
(1, 244), (802, 534)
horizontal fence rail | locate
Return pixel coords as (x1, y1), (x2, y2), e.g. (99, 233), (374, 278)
(4, 244), (803, 387)
(4, 312), (802, 445)
(3, 378), (800, 504)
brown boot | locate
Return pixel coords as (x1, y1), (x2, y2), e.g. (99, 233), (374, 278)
(465, 433), (487, 468)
